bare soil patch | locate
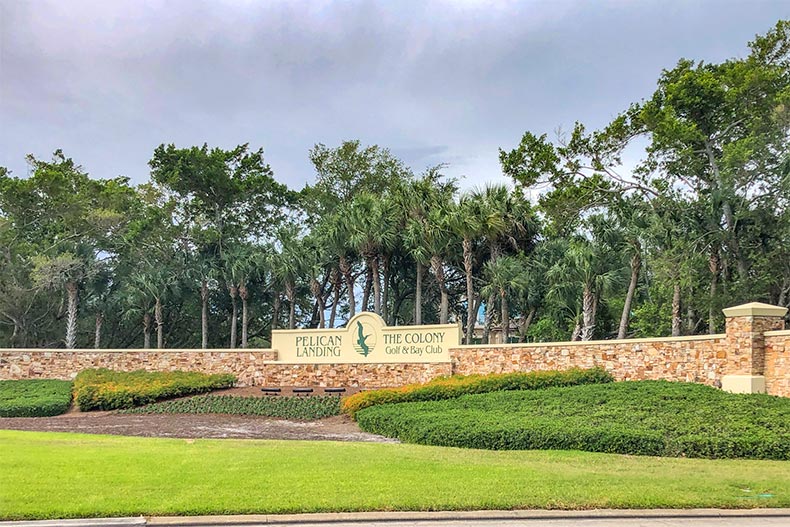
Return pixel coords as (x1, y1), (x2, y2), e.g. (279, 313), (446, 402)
(0, 412), (395, 442)
(0, 386), (390, 442)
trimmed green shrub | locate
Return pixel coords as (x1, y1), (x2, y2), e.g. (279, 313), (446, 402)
(342, 367), (613, 417)
(123, 394), (341, 420)
(74, 369), (236, 411)
(355, 380), (790, 460)
(0, 379), (73, 417)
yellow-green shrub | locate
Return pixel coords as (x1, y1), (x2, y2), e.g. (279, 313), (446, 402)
(342, 367), (612, 418)
(74, 369), (236, 411)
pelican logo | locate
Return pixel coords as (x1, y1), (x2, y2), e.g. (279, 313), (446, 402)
(353, 320), (376, 357)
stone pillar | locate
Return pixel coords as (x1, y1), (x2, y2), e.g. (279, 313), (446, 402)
(722, 302), (787, 394)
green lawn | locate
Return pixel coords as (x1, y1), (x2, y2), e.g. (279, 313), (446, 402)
(1, 430), (789, 520)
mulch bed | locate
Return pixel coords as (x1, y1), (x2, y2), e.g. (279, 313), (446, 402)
(0, 386), (394, 442)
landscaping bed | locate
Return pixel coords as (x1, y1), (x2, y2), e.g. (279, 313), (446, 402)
(0, 379), (73, 417)
(355, 380), (790, 460)
(74, 369), (236, 410)
(123, 394), (342, 419)
(0, 412), (389, 441)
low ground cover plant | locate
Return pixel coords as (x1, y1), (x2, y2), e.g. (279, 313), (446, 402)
(123, 394), (341, 419)
(73, 369), (236, 411)
(355, 380), (790, 460)
(0, 379), (73, 417)
(342, 367), (612, 417)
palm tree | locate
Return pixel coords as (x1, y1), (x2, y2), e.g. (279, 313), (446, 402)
(84, 262), (114, 349)
(481, 255), (527, 343)
(347, 193), (398, 316)
(302, 235), (331, 328)
(473, 185), (535, 342)
(223, 245), (258, 348)
(548, 235), (621, 341)
(31, 251), (93, 349)
(398, 170), (458, 325)
(273, 226), (304, 329)
(186, 253), (216, 349)
(424, 203), (456, 324)
(450, 193), (486, 343)
(319, 209), (357, 319)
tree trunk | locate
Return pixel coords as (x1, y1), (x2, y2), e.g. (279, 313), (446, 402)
(200, 280), (209, 349)
(571, 319), (582, 341)
(483, 291), (495, 344)
(272, 292), (281, 330)
(431, 255), (448, 324)
(415, 261), (423, 325)
(143, 312), (151, 349)
(329, 269), (340, 328)
(155, 296), (164, 349)
(382, 255), (391, 324)
(229, 285), (238, 349)
(94, 313), (103, 349)
(286, 280), (296, 329)
(708, 247), (719, 334)
(463, 237), (476, 345)
(361, 267), (373, 312)
(310, 278), (326, 328)
(65, 282), (78, 349)
(618, 252), (641, 339)
(672, 282), (682, 337)
(581, 285), (595, 341)
(519, 306), (536, 342)
(339, 255), (355, 317)
(240, 284), (249, 348)
(500, 291), (509, 343)
(370, 257), (382, 316)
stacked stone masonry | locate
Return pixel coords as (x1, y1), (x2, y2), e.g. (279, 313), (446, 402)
(765, 330), (790, 397)
(0, 303), (788, 397)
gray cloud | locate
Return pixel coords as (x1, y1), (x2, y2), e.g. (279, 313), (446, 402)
(1, 0), (787, 189)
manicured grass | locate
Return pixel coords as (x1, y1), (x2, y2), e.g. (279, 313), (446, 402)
(355, 381), (790, 460)
(73, 369), (236, 411)
(1, 430), (789, 519)
(0, 379), (72, 417)
(123, 394), (341, 420)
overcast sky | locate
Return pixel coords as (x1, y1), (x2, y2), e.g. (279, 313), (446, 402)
(1, 1), (787, 191)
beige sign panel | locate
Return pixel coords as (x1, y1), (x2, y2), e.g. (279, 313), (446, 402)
(272, 312), (459, 364)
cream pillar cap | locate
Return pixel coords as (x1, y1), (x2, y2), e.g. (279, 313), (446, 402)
(722, 302), (788, 318)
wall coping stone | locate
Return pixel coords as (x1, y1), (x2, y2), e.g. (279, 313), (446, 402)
(455, 333), (726, 350)
(765, 330), (790, 337)
(722, 302), (788, 318)
(0, 348), (277, 354)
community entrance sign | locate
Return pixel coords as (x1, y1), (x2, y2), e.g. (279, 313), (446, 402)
(272, 312), (459, 364)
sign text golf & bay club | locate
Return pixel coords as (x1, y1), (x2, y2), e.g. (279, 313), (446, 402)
(272, 312), (459, 364)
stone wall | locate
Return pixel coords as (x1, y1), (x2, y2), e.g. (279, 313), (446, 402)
(765, 330), (790, 397)
(1, 302), (788, 396)
(0, 349), (278, 387)
(448, 335), (729, 387)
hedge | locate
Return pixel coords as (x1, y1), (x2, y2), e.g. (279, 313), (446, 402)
(122, 394), (341, 420)
(74, 369), (236, 411)
(355, 380), (790, 460)
(0, 379), (73, 417)
(342, 367), (613, 418)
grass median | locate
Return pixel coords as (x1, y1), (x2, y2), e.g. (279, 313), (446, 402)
(1, 430), (789, 520)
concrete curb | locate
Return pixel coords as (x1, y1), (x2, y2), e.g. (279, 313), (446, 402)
(4, 510), (790, 527)
(146, 509), (790, 525)
(1, 518), (145, 527)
